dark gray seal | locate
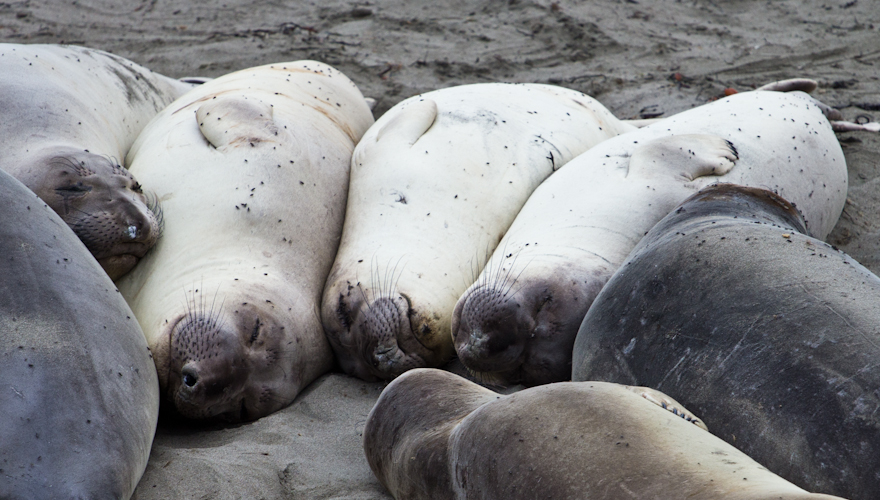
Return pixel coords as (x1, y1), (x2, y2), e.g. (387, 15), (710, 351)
(363, 368), (845, 500)
(573, 184), (880, 500)
(0, 169), (158, 499)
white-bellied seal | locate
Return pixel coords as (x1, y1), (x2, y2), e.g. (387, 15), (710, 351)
(452, 89), (853, 386)
(363, 368), (846, 500)
(320, 83), (639, 381)
(0, 43), (196, 279)
(0, 169), (158, 499)
(116, 61), (374, 421)
(573, 184), (880, 500)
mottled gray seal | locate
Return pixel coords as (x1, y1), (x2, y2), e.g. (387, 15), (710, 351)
(573, 184), (880, 500)
(321, 83), (639, 381)
(0, 169), (158, 499)
(117, 61), (374, 421)
(363, 368), (845, 500)
(0, 43), (195, 279)
(452, 89), (851, 386)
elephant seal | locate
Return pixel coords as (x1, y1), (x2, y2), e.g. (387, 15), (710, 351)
(452, 89), (851, 386)
(573, 184), (880, 500)
(363, 368), (845, 500)
(321, 83), (638, 381)
(0, 43), (196, 279)
(0, 170), (158, 499)
(116, 61), (374, 421)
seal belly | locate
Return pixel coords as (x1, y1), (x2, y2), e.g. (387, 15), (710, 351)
(118, 60), (374, 421)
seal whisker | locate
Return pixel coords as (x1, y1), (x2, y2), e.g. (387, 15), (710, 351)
(499, 259), (532, 300)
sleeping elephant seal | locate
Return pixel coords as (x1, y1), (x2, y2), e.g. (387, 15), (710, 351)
(0, 170), (158, 499)
(573, 184), (880, 500)
(0, 43), (196, 279)
(452, 89), (852, 386)
(363, 368), (846, 500)
(117, 61), (374, 421)
(321, 83), (638, 382)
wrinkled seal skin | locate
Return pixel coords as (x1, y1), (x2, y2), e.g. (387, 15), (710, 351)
(573, 184), (880, 500)
(117, 61), (374, 421)
(0, 170), (158, 500)
(321, 83), (638, 382)
(0, 44), (195, 280)
(452, 89), (848, 387)
(364, 369), (845, 500)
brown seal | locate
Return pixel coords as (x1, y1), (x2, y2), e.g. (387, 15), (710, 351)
(364, 368), (845, 500)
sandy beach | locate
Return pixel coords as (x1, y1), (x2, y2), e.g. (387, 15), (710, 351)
(3, 1), (879, 498)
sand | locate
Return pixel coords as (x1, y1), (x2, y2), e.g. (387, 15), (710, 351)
(3, 1), (880, 498)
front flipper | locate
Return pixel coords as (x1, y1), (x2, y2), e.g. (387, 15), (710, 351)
(628, 134), (738, 180)
(196, 96), (279, 151)
(375, 98), (438, 146)
(626, 385), (709, 431)
(352, 98), (438, 168)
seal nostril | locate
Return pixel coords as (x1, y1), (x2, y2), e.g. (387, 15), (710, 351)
(127, 224), (138, 240)
(182, 369), (198, 388)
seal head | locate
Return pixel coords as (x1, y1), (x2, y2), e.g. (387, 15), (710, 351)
(24, 147), (161, 280)
(159, 290), (305, 422)
(330, 289), (440, 382)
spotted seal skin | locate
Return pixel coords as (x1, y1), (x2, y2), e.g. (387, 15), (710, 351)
(117, 61), (374, 421)
(0, 44), (194, 279)
(452, 89), (850, 387)
(0, 169), (158, 499)
(573, 184), (880, 500)
(320, 83), (639, 382)
(364, 369), (846, 500)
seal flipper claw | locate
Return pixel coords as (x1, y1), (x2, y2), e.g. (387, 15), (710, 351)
(628, 134), (738, 181)
(625, 385), (709, 431)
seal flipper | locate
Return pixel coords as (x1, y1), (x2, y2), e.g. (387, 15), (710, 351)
(196, 96), (279, 151)
(375, 98), (438, 146)
(756, 78), (818, 93)
(625, 385), (709, 431)
(628, 134), (738, 181)
(830, 120), (880, 133)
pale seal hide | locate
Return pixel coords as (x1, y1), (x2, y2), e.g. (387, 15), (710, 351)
(321, 83), (638, 381)
(452, 89), (849, 386)
(117, 61), (374, 421)
(573, 184), (880, 500)
(363, 368), (846, 500)
(0, 169), (158, 499)
(0, 43), (195, 279)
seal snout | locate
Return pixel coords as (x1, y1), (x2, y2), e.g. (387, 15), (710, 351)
(353, 295), (426, 380)
(453, 285), (528, 378)
(168, 313), (249, 420)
